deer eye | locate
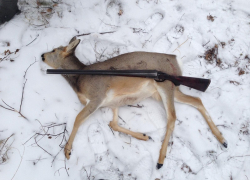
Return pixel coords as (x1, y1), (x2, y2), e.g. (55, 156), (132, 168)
(52, 50), (55, 52)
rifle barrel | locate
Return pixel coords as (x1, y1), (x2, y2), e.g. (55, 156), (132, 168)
(47, 69), (158, 78)
(46, 69), (211, 92)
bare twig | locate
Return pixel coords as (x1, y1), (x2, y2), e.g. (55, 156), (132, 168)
(36, 119), (46, 133)
(1, 132), (16, 165)
(172, 38), (189, 53)
(197, 151), (226, 174)
(11, 146), (25, 180)
(128, 104), (144, 108)
(26, 156), (48, 165)
(179, 13), (185, 22)
(53, 156), (69, 176)
(34, 137), (53, 156)
(228, 154), (250, 160)
(0, 49), (19, 62)
(19, 79), (27, 116)
(76, 33), (91, 37)
(64, 157), (69, 176)
(0, 61), (36, 120)
(0, 102), (15, 111)
(0, 134), (14, 154)
(203, 40), (210, 47)
(108, 125), (115, 136)
(100, 31), (116, 35)
(23, 60), (37, 79)
(76, 31), (115, 37)
(51, 148), (63, 165)
(54, 167), (65, 176)
(82, 166), (92, 180)
(24, 121), (69, 175)
(26, 34), (39, 46)
(118, 115), (126, 123)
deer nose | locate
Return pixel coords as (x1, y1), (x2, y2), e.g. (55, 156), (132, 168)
(41, 54), (45, 61)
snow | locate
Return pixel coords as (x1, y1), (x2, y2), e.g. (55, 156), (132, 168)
(0, 0), (250, 180)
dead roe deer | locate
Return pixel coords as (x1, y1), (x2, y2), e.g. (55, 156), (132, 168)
(41, 38), (227, 169)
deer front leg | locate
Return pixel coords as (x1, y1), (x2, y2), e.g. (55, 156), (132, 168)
(65, 100), (101, 159)
(155, 81), (176, 169)
(109, 108), (151, 141)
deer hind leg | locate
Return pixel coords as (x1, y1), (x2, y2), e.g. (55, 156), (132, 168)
(64, 100), (102, 160)
(109, 108), (151, 141)
(155, 81), (176, 169)
(174, 87), (227, 147)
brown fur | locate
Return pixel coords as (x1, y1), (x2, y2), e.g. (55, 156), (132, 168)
(42, 39), (226, 169)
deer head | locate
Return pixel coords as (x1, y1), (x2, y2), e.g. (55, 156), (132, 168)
(41, 38), (81, 69)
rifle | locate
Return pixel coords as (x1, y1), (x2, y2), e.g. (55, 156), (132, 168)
(47, 69), (211, 92)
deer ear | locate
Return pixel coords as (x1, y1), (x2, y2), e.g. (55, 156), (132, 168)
(65, 39), (80, 53)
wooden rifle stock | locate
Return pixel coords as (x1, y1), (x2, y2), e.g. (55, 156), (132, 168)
(175, 76), (211, 92)
(156, 72), (211, 92)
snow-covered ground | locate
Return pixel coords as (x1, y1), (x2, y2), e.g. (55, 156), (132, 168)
(0, 0), (250, 179)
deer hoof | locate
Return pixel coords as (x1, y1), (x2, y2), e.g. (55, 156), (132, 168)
(156, 163), (163, 169)
(64, 145), (72, 160)
(65, 150), (71, 159)
(148, 136), (154, 141)
(223, 142), (228, 148)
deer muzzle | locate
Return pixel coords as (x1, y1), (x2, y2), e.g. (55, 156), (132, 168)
(41, 54), (45, 61)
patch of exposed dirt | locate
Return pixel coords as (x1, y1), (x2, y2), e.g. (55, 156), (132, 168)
(203, 44), (220, 64)
(207, 14), (216, 22)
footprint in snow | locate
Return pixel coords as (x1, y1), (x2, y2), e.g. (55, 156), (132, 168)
(144, 12), (164, 33)
(88, 123), (107, 154)
(131, 12), (164, 34)
(132, 155), (153, 180)
(87, 124), (120, 179)
(87, 123), (154, 180)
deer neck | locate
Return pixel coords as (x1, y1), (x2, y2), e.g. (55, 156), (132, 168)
(61, 55), (86, 92)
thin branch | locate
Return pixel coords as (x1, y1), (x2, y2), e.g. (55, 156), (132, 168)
(172, 38), (189, 53)
(19, 79), (27, 115)
(203, 40), (210, 47)
(0, 133), (14, 154)
(34, 137), (53, 156)
(0, 104), (15, 111)
(99, 31), (116, 35)
(54, 167), (64, 176)
(36, 119), (46, 133)
(76, 33), (91, 37)
(23, 60), (37, 79)
(196, 151), (226, 174)
(23, 134), (37, 145)
(51, 148), (63, 165)
(64, 157), (69, 176)
(11, 146), (25, 180)
(178, 13), (185, 22)
(0, 61), (36, 120)
(53, 157), (69, 176)
(82, 166), (92, 180)
(76, 31), (115, 37)
(2, 100), (15, 110)
(128, 104), (144, 108)
(26, 34), (39, 46)
(108, 125), (115, 136)
(118, 116), (126, 123)
(228, 154), (250, 160)
(24, 122), (68, 171)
